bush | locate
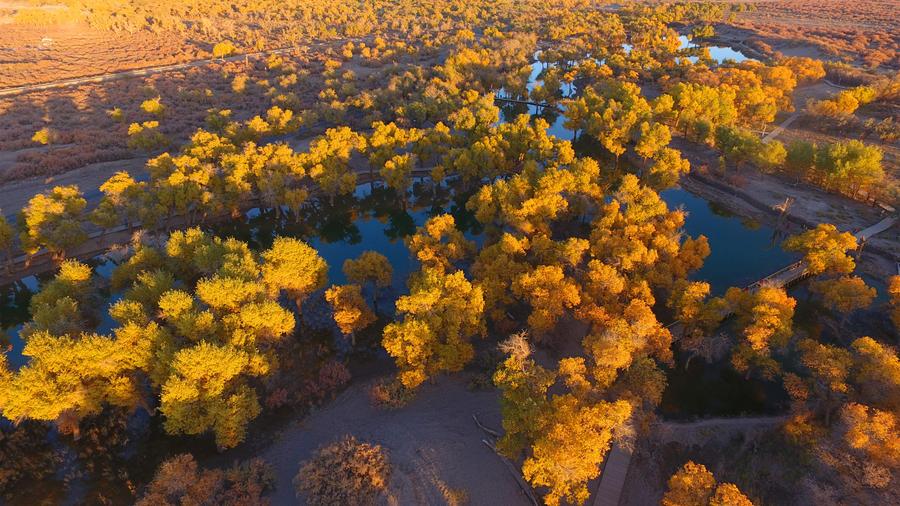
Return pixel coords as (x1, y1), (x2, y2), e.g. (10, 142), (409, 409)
(137, 454), (274, 506)
(140, 97), (165, 117)
(369, 378), (414, 409)
(213, 41), (237, 59)
(31, 128), (53, 145)
(294, 436), (390, 506)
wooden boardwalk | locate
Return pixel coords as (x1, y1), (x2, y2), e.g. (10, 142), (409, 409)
(494, 96), (561, 111)
(747, 214), (898, 291)
(596, 214), (896, 506)
(592, 444), (633, 506)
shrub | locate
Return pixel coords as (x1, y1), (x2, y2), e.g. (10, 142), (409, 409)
(299, 360), (352, 405)
(137, 454), (274, 506)
(213, 41), (237, 59)
(369, 378), (414, 409)
(31, 128), (53, 145)
(140, 97), (165, 117)
(294, 436), (390, 506)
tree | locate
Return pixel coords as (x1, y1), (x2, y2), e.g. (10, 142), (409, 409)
(405, 214), (475, 271)
(663, 461), (752, 506)
(21, 259), (97, 339)
(521, 395), (632, 506)
(261, 237), (328, 310)
(785, 140), (816, 182)
(160, 342), (265, 449)
(366, 121), (422, 190)
(726, 285), (795, 380)
(563, 80), (651, 165)
(493, 332), (555, 456)
(810, 276), (875, 322)
(0, 329), (147, 434)
(662, 461), (715, 506)
(889, 276), (900, 329)
(783, 224), (857, 276)
(0, 213), (13, 272)
(779, 56), (825, 84)
(343, 251), (392, 312)
(141, 97), (165, 117)
(839, 403), (900, 467)
(305, 127), (366, 203)
(646, 147), (690, 190)
(850, 336), (900, 412)
(513, 264), (581, 335)
(731, 285), (796, 351)
(325, 284), (376, 345)
(32, 127), (53, 145)
(815, 140), (884, 196)
(18, 185), (88, 259)
(668, 280), (727, 364)
(635, 121), (671, 161)
(93, 171), (147, 230)
(382, 267), (484, 389)
(294, 436), (390, 506)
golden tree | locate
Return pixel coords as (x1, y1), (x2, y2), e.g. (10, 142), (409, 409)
(783, 224), (857, 276)
(261, 236), (328, 310)
(382, 267), (484, 388)
(325, 284), (376, 345)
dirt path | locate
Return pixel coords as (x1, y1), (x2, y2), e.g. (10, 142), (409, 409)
(260, 375), (529, 505)
(762, 111), (801, 144)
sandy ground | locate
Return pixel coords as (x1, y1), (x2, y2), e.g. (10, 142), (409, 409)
(0, 22), (201, 87)
(259, 374), (531, 506)
(0, 156), (148, 221)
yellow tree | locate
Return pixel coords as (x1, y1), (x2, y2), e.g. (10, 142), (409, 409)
(889, 276), (900, 329)
(382, 267), (484, 388)
(512, 265), (581, 335)
(521, 395), (632, 506)
(343, 250), (392, 312)
(663, 461), (753, 506)
(21, 260), (97, 339)
(0, 326), (160, 435)
(839, 403), (900, 467)
(325, 284), (376, 345)
(304, 127), (366, 204)
(405, 214), (475, 271)
(159, 342), (265, 449)
(493, 332), (555, 456)
(261, 237), (328, 310)
(726, 285), (795, 380)
(783, 224), (857, 276)
(18, 185), (88, 259)
(647, 147), (690, 190)
(810, 276), (875, 323)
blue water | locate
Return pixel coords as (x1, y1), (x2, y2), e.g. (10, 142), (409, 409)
(661, 187), (796, 293)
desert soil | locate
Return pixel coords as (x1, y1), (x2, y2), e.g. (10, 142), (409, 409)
(259, 374), (531, 506)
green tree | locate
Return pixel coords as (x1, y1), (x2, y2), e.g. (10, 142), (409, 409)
(815, 140), (884, 196)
